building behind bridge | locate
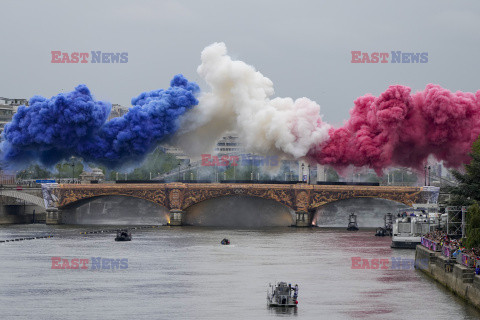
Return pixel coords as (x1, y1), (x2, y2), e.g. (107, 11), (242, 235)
(107, 104), (129, 120)
(0, 97), (28, 133)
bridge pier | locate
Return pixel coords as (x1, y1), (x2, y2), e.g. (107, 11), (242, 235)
(295, 210), (312, 227)
(169, 209), (184, 226)
(46, 208), (62, 225)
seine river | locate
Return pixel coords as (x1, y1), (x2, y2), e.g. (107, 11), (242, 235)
(1, 225), (480, 320)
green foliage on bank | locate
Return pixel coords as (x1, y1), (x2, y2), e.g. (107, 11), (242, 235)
(16, 164), (52, 180)
(108, 148), (181, 180)
(15, 159), (84, 180)
(465, 203), (480, 249)
(447, 136), (480, 248)
(450, 137), (480, 204)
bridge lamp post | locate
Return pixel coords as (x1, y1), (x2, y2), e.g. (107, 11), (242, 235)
(252, 154), (256, 181)
(424, 165), (427, 186)
(70, 162), (75, 184)
(178, 163), (181, 182)
(308, 164), (311, 184)
(424, 165), (431, 186)
(214, 162), (217, 182)
(301, 163), (305, 183)
(428, 166), (431, 186)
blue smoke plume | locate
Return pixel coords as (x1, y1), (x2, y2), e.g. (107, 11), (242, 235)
(1, 74), (199, 168)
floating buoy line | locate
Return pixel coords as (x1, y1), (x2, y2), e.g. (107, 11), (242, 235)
(79, 225), (162, 235)
(0, 225), (163, 243)
(0, 235), (53, 243)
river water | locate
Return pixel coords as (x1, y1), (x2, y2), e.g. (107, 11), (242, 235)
(1, 225), (480, 320)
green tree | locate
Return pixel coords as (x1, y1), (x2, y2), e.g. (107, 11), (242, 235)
(446, 136), (480, 248)
(464, 203), (480, 249)
(16, 164), (53, 180)
(107, 148), (181, 181)
(449, 137), (480, 203)
(55, 159), (84, 179)
(326, 167), (339, 182)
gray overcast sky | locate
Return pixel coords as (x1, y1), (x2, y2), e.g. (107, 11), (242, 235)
(1, 0), (479, 126)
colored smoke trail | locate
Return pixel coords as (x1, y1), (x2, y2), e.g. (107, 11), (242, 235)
(177, 42), (480, 174)
(174, 42), (331, 159)
(2, 42), (480, 174)
(309, 85), (480, 174)
(1, 75), (199, 168)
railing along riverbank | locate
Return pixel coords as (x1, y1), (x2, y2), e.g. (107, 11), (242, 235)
(416, 236), (480, 310)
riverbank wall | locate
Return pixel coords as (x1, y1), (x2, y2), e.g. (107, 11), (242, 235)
(0, 205), (45, 224)
(416, 245), (480, 309)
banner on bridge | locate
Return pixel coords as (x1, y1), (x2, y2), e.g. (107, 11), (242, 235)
(36, 180), (56, 184)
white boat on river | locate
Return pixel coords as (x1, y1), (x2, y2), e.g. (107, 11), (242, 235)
(267, 282), (298, 307)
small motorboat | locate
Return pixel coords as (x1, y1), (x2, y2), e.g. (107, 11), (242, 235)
(221, 238), (230, 245)
(347, 213), (359, 231)
(375, 213), (393, 236)
(267, 282), (298, 307)
(375, 227), (387, 236)
(115, 230), (132, 241)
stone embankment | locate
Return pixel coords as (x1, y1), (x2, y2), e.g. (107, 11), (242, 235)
(416, 245), (480, 308)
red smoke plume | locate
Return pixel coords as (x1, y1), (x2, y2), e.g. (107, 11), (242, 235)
(309, 84), (480, 174)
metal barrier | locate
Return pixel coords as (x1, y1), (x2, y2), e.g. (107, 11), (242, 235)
(421, 237), (441, 252)
(460, 253), (475, 268)
(442, 245), (455, 258)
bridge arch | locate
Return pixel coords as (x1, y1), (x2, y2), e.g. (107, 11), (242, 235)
(183, 194), (295, 227)
(312, 197), (410, 227)
(182, 192), (295, 212)
(60, 195), (170, 225)
(60, 194), (168, 210)
(309, 186), (421, 210)
(56, 186), (168, 210)
(0, 190), (45, 208)
(309, 195), (413, 211)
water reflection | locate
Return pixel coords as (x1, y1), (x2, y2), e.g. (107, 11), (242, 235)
(315, 198), (409, 227)
(61, 195), (169, 225)
(267, 306), (298, 316)
(185, 195), (295, 227)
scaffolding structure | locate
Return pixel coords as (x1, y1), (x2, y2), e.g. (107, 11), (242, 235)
(445, 206), (467, 238)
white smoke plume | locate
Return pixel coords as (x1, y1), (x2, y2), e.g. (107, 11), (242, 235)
(175, 42), (331, 159)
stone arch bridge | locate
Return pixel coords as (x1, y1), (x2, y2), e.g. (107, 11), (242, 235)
(0, 189), (45, 208)
(46, 183), (428, 226)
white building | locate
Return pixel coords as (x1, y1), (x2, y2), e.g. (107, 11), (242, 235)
(108, 104), (129, 120)
(79, 168), (105, 183)
(0, 97), (28, 133)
